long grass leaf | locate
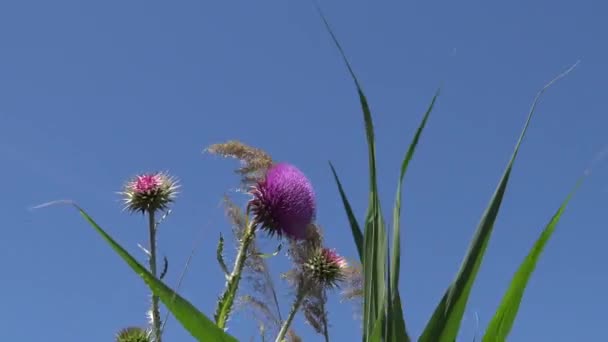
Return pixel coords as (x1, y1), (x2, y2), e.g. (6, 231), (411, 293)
(73, 204), (237, 342)
(389, 291), (410, 342)
(329, 162), (364, 260)
(418, 62), (578, 342)
(388, 91), (439, 342)
(391, 90), (438, 294)
(315, 6), (388, 341)
(316, 8), (389, 341)
(482, 178), (584, 341)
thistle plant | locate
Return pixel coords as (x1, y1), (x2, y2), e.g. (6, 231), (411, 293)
(115, 327), (152, 342)
(120, 172), (179, 342)
(303, 248), (348, 289)
(248, 163), (317, 240)
(276, 243), (348, 342)
(223, 195), (294, 340)
(210, 143), (342, 341)
(208, 141), (318, 331)
(51, 8), (588, 342)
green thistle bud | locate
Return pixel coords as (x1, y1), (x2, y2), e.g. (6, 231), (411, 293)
(303, 247), (348, 289)
(115, 327), (151, 342)
(120, 172), (179, 214)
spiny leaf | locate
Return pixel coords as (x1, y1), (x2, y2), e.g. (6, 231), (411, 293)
(253, 243), (282, 259)
(223, 196), (285, 337)
(217, 233), (229, 276)
(223, 196), (283, 323)
(160, 256), (169, 280)
(155, 209), (172, 229)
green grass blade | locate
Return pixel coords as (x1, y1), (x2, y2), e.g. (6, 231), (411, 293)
(365, 215), (387, 342)
(370, 310), (386, 341)
(482, 178), (584, 341)
(315, 7), (387, 341)
(388, 91), (439, 342)
(74, 204), (237, 342)
(329, 162), (364, 261)
(418, 62), (578, 342)
(389, 291), (411, 342)
(391, 90), (439, 292)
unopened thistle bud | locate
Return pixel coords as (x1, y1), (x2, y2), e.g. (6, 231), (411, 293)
(304, 247), (348, 288)
(115, 327), (151, 342)
(248, 163), (316, 240)
(121, 172), (179, 214)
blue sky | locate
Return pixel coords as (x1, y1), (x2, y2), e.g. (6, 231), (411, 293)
(2, 1), (607, 341)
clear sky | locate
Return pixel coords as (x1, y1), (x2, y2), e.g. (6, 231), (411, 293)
(2, 1), (607, 341)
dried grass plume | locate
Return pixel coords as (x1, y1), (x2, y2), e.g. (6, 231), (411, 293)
(205, 140), (273, 186)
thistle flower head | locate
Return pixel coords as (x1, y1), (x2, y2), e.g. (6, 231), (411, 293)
(248, 163), (316, 240)
(115, 327), (151, 342)
(304, 247), (348, 289)
(121, 171), (179, 214)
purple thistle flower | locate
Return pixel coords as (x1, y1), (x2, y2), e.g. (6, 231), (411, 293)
(121, 172), (179, 214)
(248, 163), (316, 240)
(304, 247), (348, 289)
(134, 174), (162, 193)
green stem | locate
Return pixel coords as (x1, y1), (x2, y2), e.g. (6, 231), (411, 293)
(215, 221), (257, 329)
(148, 210), (162, 342)
(322, 312), (330, 342)
(274, 285), (308, 342)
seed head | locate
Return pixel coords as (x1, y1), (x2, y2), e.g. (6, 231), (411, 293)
(304, 248), (348, 289)
(248, 163), (316, 240)
(115, 327), (151, 342)
(121, 172), (179, 214)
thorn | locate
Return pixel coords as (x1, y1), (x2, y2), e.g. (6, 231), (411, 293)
(138, 243), (151, 257)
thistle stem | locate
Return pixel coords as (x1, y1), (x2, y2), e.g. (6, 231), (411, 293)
(215, 220), (257, 329)
(274, 284), (308, 342)
(148, 210), (162, 342)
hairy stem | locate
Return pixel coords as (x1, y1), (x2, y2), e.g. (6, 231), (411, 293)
(275, 285), (308, 342)
(215, 220), (257, 329)
(323, 316), (330, 342)
(148, 210), (162, 342)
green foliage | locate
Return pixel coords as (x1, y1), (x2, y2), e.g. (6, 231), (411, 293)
(482, 178), (583, 341)
(329, 162), (363, 261)
(318, 6), (580, 342)
(417, 63), (579, 342)
(317, 5), (434, 341)
(217, 233), (229, 275)
(50, 8), (583, 342)
(388, 92), (439, 342)
(73, 204), (238, 342)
